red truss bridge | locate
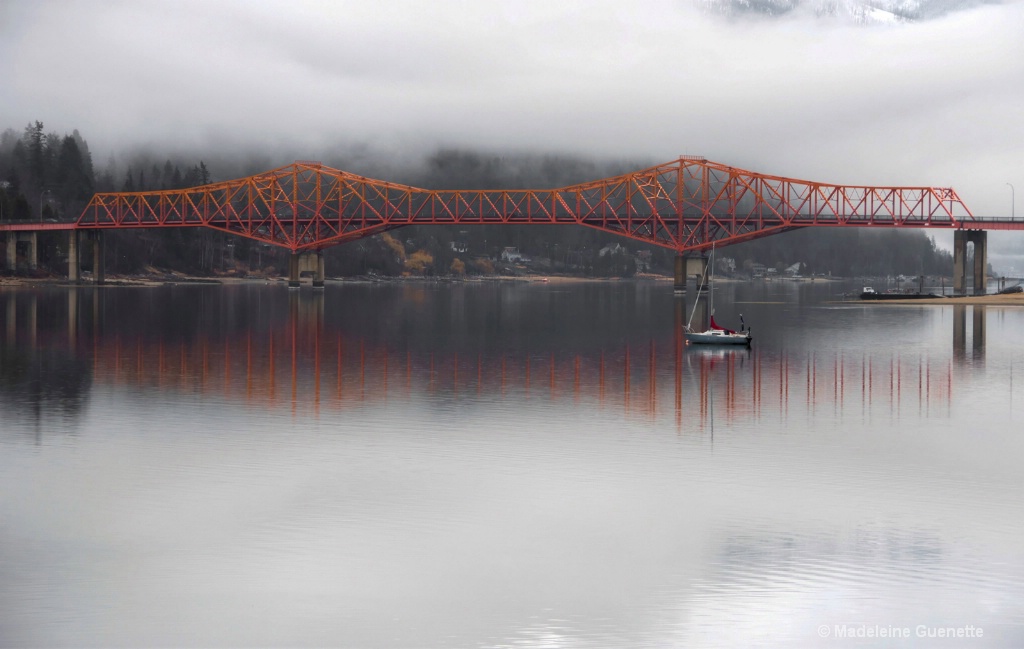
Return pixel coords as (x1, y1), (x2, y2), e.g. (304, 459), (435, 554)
(3, 156), (1019, 293)
(68, 156), (1000, 253)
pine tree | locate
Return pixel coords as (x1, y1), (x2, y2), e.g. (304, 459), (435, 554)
(0, 182), (9, 222)
(55, 135), (93, 207)
(70, 130), (94, 182)
(162, 160), (173, 189)
(182, 166), (199, 187)
(23, 121), (45, 189)
(43, 132), (61, 187)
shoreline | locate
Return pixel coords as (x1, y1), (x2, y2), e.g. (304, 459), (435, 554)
(4, 273), (1020, 306)
(849, 293), (1024, 306)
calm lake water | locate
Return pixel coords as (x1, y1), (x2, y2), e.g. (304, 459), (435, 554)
(1, 280), (1022, 648)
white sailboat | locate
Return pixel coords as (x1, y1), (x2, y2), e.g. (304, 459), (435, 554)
(684, 246), (752, 346)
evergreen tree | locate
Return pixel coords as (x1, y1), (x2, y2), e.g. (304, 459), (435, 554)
(12, 194), (31, 220)
(182, 167), (196, 187)
(43, 132), (61, 186)
(0, 128), (18, 156)
(23, 121), (45, 189)
(162, 160), (174, 189)
(70, 130), (94, 182)
(0, 129), (19, 178)
(55, 135), (94, 208)
(0, 182), (9, 222)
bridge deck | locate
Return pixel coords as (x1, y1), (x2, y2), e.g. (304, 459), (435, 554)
(0, 222), (77, 231)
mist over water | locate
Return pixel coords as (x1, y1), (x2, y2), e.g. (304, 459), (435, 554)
(1, 281), (1022, 647)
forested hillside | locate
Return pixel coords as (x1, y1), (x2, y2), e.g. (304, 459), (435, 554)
(0, 121), (957, 279)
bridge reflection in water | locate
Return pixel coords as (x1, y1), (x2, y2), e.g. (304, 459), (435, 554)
(952, 303), (987, 362)
(0, 289), (965, 433)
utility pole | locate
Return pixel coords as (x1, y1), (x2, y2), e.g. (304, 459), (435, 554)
(1008, 183), (1015, 219)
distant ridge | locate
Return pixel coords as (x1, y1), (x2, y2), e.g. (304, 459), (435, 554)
(696, 0), (996, 23)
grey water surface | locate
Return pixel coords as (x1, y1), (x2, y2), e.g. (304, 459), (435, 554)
(1, 280), (1021, 648)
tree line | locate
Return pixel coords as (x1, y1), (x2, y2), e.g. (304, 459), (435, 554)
(0, 122), (959, 279)
(728, 227), (955, 277)
(0, 122), (225, 273)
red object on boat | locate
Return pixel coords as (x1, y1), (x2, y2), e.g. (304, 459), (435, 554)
(709, 315), (735, 334)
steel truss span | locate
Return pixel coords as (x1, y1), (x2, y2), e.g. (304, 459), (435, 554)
(76, 157), (975, 253)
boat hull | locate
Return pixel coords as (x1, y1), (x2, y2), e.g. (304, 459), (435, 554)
(685, 330), (752, 346)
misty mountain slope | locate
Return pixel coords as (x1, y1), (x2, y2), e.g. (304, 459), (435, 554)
(697, 0), (997, 22)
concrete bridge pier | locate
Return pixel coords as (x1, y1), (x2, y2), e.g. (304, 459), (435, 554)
(973, 234), (987, 296)
(687, 255), (709, 290)
(312, 251), (325, 289)
(288, 251), (325, 289)
(288, 254), (300, 289)
(29, 234), (38, 270)
(953, 230), (987, 296)
(673, 254), (709, 293)
(80, 232), (106, 285)
(690, 293), (709, 331)
(674, 255), (686, 293)
(5, 232), (38, 271)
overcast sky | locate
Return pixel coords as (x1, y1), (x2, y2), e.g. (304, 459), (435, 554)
(1, 0), (1022, 226)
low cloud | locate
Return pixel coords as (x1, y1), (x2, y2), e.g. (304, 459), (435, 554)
(2, 1), (1022, 226)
